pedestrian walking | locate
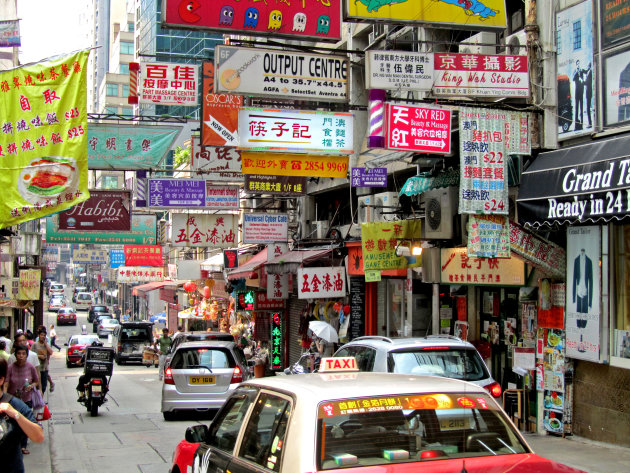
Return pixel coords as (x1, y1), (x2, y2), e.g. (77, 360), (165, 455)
(0, 340), (9, 361)
(155, 328), (172, 381)
(0, 327), (12, 353)
(49, 324), (61, 351)
(24, 331), (35, 349)
(30, 328), (53, 394)
(0, 358), (44, 472)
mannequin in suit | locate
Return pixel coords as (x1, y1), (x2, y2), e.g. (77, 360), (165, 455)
(572, 248), (593, 352)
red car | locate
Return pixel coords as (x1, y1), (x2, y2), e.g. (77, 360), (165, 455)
(65, 334), (100, 368)
(57, 307), (77, 326)
(170, 436), (199, 473)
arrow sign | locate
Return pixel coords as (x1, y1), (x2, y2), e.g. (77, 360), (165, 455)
(148, 178), (206, 209)
(385, 104), (451, 155)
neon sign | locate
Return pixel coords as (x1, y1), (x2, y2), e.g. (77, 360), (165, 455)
(270, 312), (283, 370)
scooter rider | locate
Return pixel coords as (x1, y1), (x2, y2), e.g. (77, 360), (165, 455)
(76, 340), (108, 401)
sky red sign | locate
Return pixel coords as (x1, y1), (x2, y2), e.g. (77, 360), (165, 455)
(385, 104), (451, 155)
(124, 245), (163, 267)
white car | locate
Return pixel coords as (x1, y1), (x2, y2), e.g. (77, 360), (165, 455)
(97, 318), (120, 338)
(75, 291), (93, 311)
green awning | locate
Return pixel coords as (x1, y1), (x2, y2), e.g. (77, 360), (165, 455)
(399, 169), (460, 197)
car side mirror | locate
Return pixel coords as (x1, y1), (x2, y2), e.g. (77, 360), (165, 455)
(185, 424), (208, 443)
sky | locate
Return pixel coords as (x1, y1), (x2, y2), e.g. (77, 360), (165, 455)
(17, 0), (91, 64)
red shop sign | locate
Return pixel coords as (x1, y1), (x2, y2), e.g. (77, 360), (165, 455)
(256, 292), (284, 310)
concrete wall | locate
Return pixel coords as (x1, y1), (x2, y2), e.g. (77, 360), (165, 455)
(573, 361), (630, 446)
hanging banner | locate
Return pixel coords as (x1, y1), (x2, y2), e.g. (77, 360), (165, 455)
(509, 220), (565, 278)
(239, 108), (353, 154)
(242, 152), (348, 178)
(440, 247), (525, 285)
(171, 213), (238, 248)
(243, 213), (288, 243)
(459, 107), (508, 215)
(557, 1), (595, 138)
(565, 226), (601, 362)
(366, 51), (433, 91)
(467, 215), (510, 258)
(0, 50), (90, 230)
(137, 61), (199, 106)
(58, 190), (131, 231)
(215, 46), (348, 101)
(46, 213), (156, 245)
(385, 104), (451, 154)
(116, 266), (165, 283)
(267, 272), (289, 300)
(191, 135), (243, 181)
(72, 248), (108, 265)
(361, 220), (422, 271)
(87, 123), (182, 170)
(297, 266), (346, 299)
(0, 20), (20, 47)
(123, 245), (163, 267)
(18, 269), (41, 300)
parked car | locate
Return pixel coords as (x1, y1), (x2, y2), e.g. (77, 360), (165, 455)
(161, 340), (250, 421)
(72, 286), (88, 303)
(112, 321), (154, 365)
(49, 283), (65, 297)
(57, 307), (77, 326)
(177, 359), (586, 473)
(75, 291), (93, 311)
(65, 333), (100, 367)
(165, 331), (235, 367)
(98, 318), (120, 338)
(48, 295), (67, 312)
(92, 314), (113, 333)
(88, 304), (110, 323)
(333, 335), (502, 398)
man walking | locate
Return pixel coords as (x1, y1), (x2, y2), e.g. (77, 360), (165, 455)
(156, 328), (172, 381)
(31, 328), (53, 394)
(49, 324), (61, 351)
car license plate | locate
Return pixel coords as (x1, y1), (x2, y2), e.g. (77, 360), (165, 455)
(439, 416), (471, 431)
(190, 376), (215, 385)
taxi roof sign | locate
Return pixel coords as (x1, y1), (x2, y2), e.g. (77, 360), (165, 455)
(318, 357), (358, 373)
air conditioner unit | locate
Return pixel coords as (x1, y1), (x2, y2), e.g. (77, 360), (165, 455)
(421, 186), (458, 239)
(313, 220), (330, 239)
(459, 32), (496, 55)
(358, 195), (375, 224)
(506, 30), (527, 56)
(374, 192), (400, 221)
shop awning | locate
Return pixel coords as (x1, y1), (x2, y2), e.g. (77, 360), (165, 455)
(200, 253), (224, 272)
(266, 248), (333, 274)
(517, 134), (630, 228)
(226, 248), (268, 281)
(132, 280), (171, 297)
(399, 169), (460, 196)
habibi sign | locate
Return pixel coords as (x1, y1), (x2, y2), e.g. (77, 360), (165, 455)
(58, 190), (131, 231)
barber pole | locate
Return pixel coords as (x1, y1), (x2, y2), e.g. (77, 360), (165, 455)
(368, 89), (386, 148)
(128, 62), (139, 105)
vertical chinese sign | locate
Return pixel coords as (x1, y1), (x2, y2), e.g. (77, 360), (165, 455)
(459, 107), (508, 215)
(270, 312), (284, 371)
(0, 50), (90, 229)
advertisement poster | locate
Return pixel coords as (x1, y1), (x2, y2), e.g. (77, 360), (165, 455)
(385, 104), (451, 154)
(345, 0), (507, 29)
(238, 108), (353, 154)
(171, 213), (238, 248)
(0, 50), (90, 230)
(138, 62), (198, 106)
(538, 279), (565, 329)
(433, 53), (529, 98)
(46, 213), (156, 245)
(556, 1), (595, 139)
(190, 135), (242, 181)
(241, 152), (349, 178)
(201, 62), (241, 147)
(521, 301), (538, 343)
(244, 175), (306, 195)
(58, 190), (131, 231)
(162, 0), (342, 42)
(297, 267), (346, 299)
(243, 213), (288, 243)
(601, 0), (630, 48)
(603, 46), (630, 127)
(365, 51), (433, 91)
(467, 214), (510, 258)
(123, 245), (163, 267)
(361, 220), (423, 271)
(459, 107), (508, 215)
(215, 46), (348, 102)
(0, 19), (20, 47)
(565, 226), (601, 362)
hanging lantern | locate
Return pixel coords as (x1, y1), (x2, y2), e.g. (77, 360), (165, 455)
(184, 281), (197, 293)
(203, 286), (211, 299)
(343, 304), (351, 315)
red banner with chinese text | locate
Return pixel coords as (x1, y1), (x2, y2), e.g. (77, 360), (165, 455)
(124, 245), (163, 267)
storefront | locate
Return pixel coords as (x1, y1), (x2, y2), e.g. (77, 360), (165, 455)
(518, 133), (630, 446)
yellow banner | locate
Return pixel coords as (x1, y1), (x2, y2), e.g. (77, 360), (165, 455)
(346, 0), (507, 29)
(361, 220), (422, 271)
(18, 269), (40, 300)
(241, 152), (349, 178)
(0, 50), (90, 229)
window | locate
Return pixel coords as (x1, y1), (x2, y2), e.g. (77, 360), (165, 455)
(104, 106), (118, 114)
(572, 20), (582, 50)
(122, 84), (129, 97)
(238, 393), (291, 471)
(388, 348), (488, 381)
(106, 84), (118, 96)
(172, 347), (234, 369)
(127, 22), (134, 32)
(334, 346), (376, 371)
(208, 392), (256, 452)
(121, 107), (133, 116)
(121, 41), (134, 55)
(119, 63), (129, 74)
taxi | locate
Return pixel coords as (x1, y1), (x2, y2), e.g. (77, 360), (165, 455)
(174, 358), (586, 473)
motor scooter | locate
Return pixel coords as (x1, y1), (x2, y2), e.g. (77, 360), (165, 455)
(283, 348), (320, 375)
(77, 342), (115, 416)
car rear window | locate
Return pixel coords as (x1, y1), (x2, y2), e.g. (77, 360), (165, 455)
(93, 306), (108, 312)
(317, 392), (527, 470)
(51, 284), (63, 290)
(171, 347), (235, 370)
(120, 326), (152, 340)
(77, 293), (92, 301)
(388, 348), (489, 381)
(70, 335), (99, 345)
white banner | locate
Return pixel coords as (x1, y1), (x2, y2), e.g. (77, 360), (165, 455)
(366, 51), (434, 91)
(190, 135), (243, 182)
(267, 272), (289, 300)
(243, 213), (288, 243)
(139, 62), (199, 106)
(297, 266), (347, 299)
(72, 249), (108, 265)
(171, 213), (238, 248)
(116, 266), (165, 283)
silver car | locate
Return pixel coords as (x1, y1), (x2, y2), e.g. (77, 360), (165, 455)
(334, 335), (502, 399)
(97, 318), (120, 338)
(161, 340), (251, 420)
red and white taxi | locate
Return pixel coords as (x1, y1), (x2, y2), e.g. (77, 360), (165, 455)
(175, 357), (585, 473)
(57, 307), (77, 326)
(65, 334), (100, 368)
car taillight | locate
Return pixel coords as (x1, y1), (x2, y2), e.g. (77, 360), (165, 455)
(486, 382), (502, 398)
(422, 346), (450, 350)
(99, 325), (104, 329)
(230, 366), (243, 384)
(164, 367), (175, 385)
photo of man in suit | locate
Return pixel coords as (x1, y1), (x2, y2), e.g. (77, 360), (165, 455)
(573, 248), (593, 352)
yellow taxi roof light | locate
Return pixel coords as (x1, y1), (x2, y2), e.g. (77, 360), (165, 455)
(319, 357), (359, 373)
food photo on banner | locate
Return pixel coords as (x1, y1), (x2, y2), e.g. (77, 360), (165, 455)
(565, 226), (601, 362)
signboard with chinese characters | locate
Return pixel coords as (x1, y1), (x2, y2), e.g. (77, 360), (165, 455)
(46, 213), (156, 245)
(440, 247), (525, 286)
(0, 50), (90, 230)
(297, 266), (347, 299)
(243, 213), (288, 243)
(361, 220), (422, 271)
(148, 179), (205, 208)
(350, 168), (387, 187)
(72, 248), (108, 265)
(216, 46), (348, 101)
(116, 266), (165, 283)
(434, 53), (529, 98)
(0, 20), (20, 47)
(110, 248), (125, 268)
(162, 0), (342, 42)
(138, 62), (199, 106)
(459, 107), (508, 215)
(245, 175), (306, 195)
(202, 61), (241, 147)
(267, 272), (289, 300)
(58, 190), (131, 231)
(239, 108), (353, 154)
(270, 312), (284, 370)
(601, 0), (630, 48)
(385, 104), (451, 154)
(467, 215), (510, 258)
(509, 221), (565, 278)
(191, 135), (242, 181)
(241, 152), (349, 178)
(18, 269), (40, 300)
(123, 245), (163, 267)
(171, 213), (238, 248)
(256, 292), (284, 310)
(206, 185), (239, 210)
(88, 123), (182, 170)
(366, 51), (433, 91)
(236, 291), (255, 311)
